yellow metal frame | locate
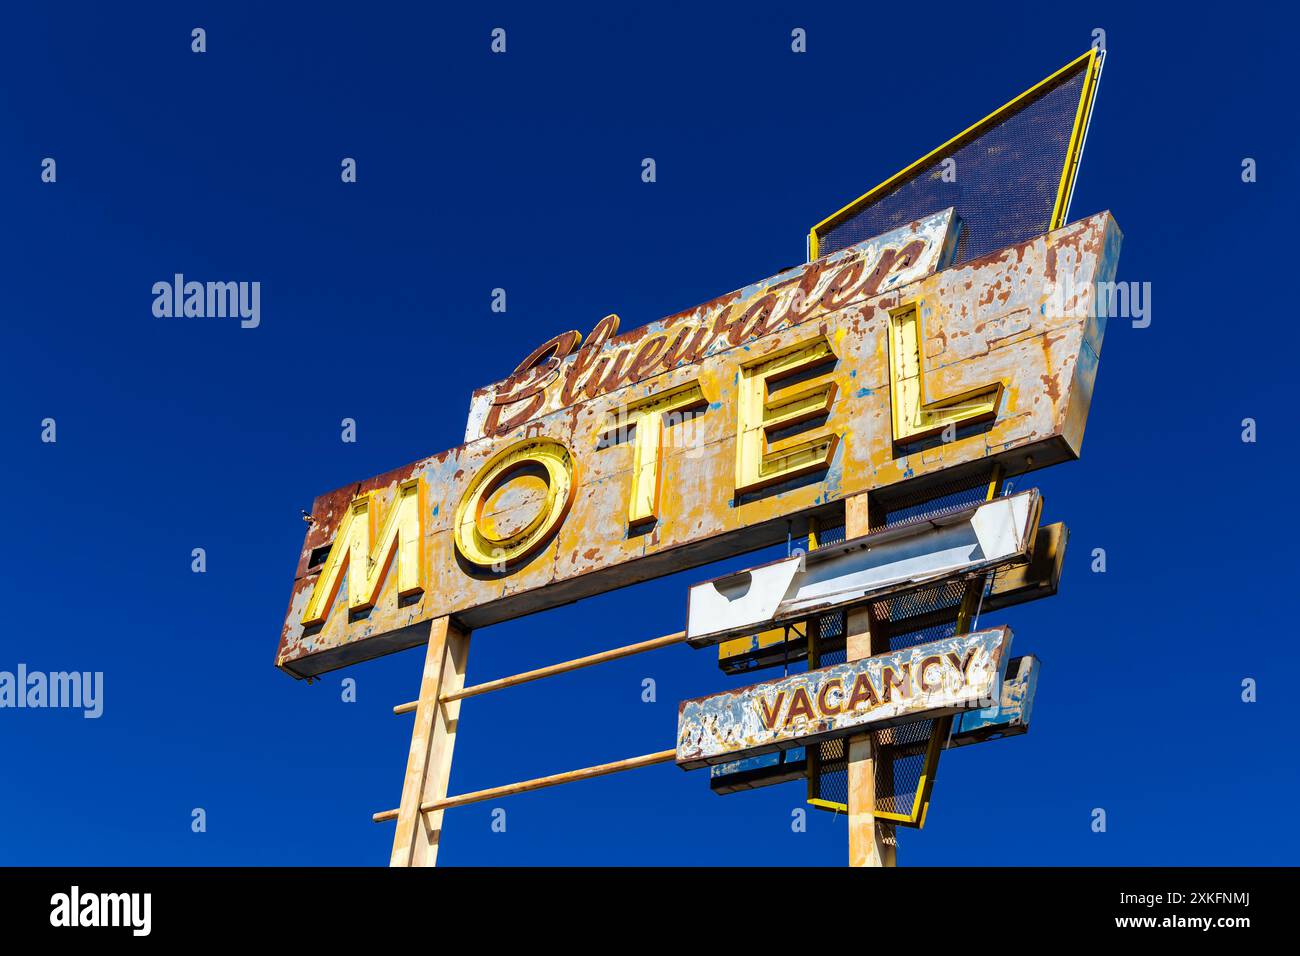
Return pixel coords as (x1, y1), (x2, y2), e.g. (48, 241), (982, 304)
(806, 719), (947, 825)
(807, 798), (844, 814)
(717, 621), (805, 666)
(807, 49), (1104, 261)
(871, 715), (951, 826)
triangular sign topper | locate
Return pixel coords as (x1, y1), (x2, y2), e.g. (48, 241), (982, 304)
(809, 48), (1104, 263)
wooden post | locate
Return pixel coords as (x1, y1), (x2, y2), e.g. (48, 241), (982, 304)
(389, 616), (470, 867)
(844, 493), (897, 868)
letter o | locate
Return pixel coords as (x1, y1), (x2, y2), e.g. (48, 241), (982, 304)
(453, 438), (577, 568)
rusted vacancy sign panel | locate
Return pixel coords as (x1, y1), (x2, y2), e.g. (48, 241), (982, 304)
(676, 626), (1012, 769)
(278, 208), (1119, 678)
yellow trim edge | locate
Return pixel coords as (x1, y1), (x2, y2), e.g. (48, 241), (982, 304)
(808, 48), (1104, 261)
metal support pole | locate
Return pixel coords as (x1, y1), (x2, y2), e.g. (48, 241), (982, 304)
(389, 616), (470, 867)
(844, 492), (897, 868)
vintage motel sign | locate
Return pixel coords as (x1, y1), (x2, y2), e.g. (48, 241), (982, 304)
(676, 626), (1012, 768)
(277, 207), (1118, 677)
(280, 47), (1113, 871)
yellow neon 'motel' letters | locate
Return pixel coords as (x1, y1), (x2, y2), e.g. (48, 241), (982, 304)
(887, 302), (1001, 445)
(302, 477), (426, 626)
(453, 438), (577, 569)
(735, 336), (839, 494)
(617, 380), (706, 527)
(300, 310), (1010, 622)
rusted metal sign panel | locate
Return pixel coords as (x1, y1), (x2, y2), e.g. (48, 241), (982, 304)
(686, 490), (1040, 647)
(949, 654), (1040, 747)
(279, 208), (1117, 678)
(709, 654), (1041, 793)
(709, 748), (808, 795)
(676, 626), (1012, 769)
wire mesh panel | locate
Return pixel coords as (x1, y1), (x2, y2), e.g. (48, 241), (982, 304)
(812, 521), (846, 549)
(813, 52), (1100, 264)
(808, 522), (848, 665)
(813, 737), (848, 808)
(874, 719), (936, 816)
(887, 618), (960, 652)
(809, 601), (849, 807)
(870, 580), (968, 634)
(878, 469), (1006, 530)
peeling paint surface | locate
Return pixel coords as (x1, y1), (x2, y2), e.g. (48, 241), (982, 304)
(950, 654), (1040, 746)
(278, 212), (1118, 678)
(676, 627), (1012, 769)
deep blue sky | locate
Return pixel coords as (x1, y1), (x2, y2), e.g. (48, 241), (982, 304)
(2, 2), (1295, 866)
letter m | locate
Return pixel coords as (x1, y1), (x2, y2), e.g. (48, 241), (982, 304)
(302, 477), (426, 626)
(206, 281), (239, 318)
(1095, 281), (1126, 319)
